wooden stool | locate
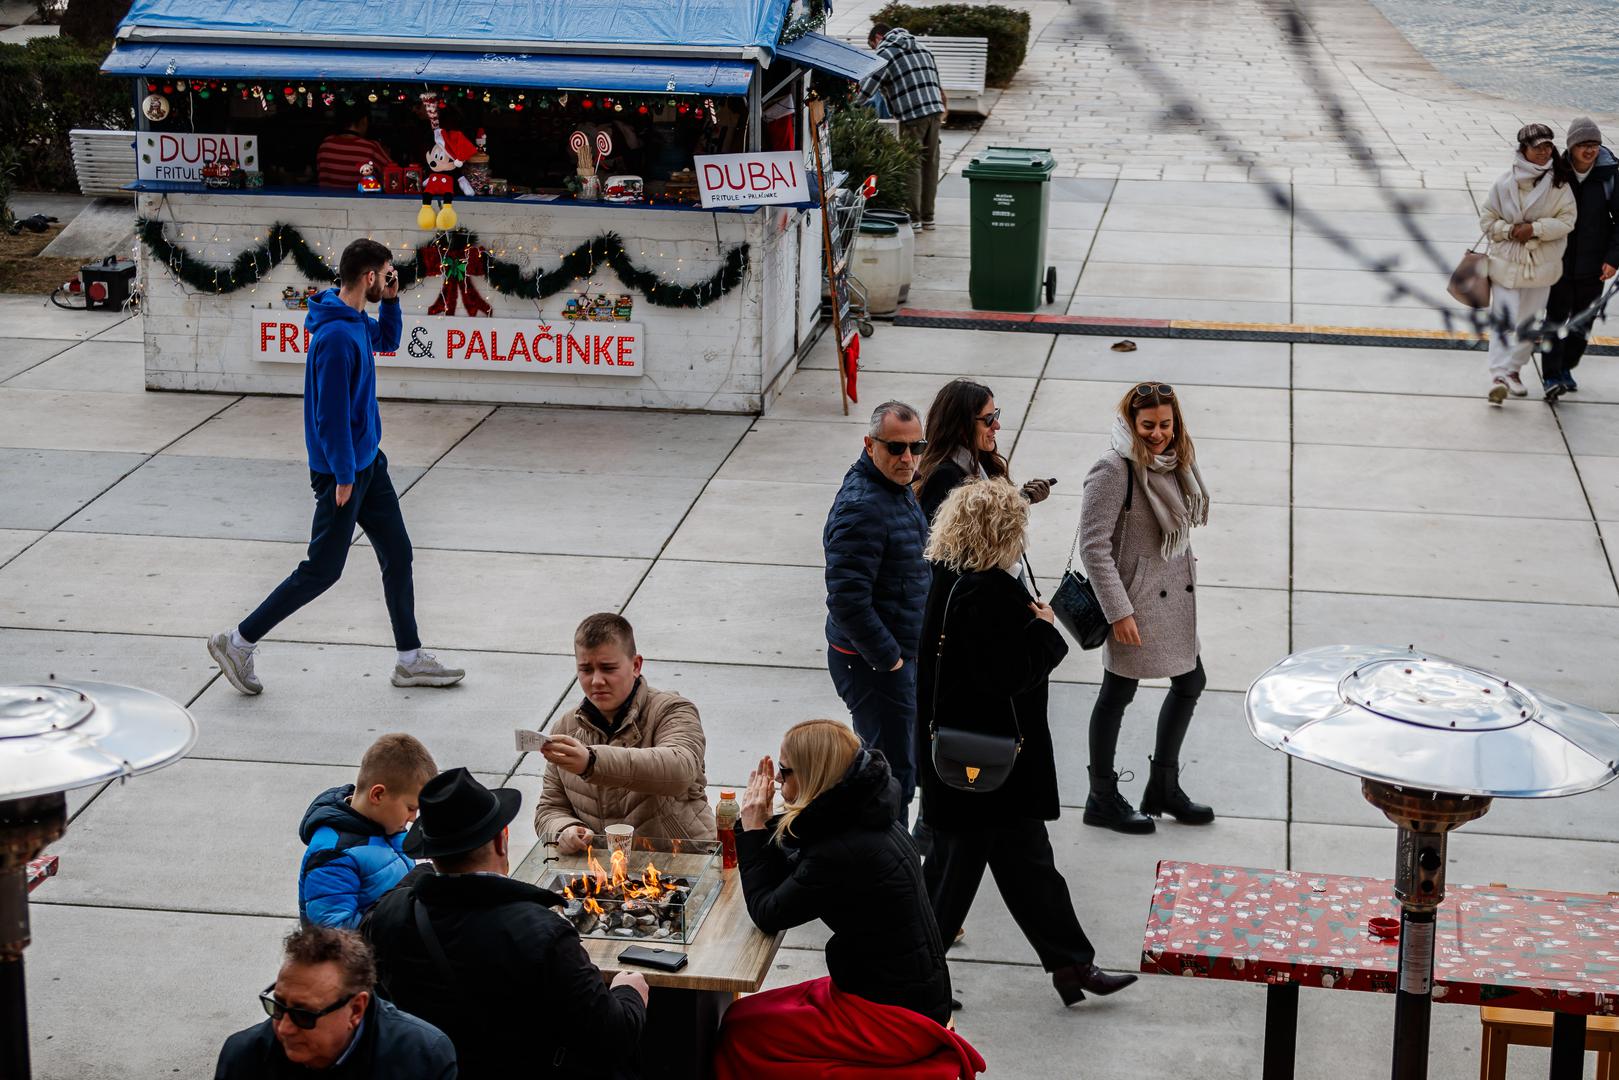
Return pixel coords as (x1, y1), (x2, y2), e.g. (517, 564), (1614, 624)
(1479, 1007), (1619, 1080)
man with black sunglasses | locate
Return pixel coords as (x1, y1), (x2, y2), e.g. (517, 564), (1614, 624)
(216, 925), (455, 1078)
(821, 400), (932, 809)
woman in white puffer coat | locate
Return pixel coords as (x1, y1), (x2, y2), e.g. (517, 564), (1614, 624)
(1480, 122), (1578, 404)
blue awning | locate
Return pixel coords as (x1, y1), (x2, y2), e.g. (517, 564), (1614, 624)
(102, 44), (755, 95)
(775, 32), (885, 83)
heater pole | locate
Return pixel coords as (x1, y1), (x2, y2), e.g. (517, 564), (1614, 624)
(1390, 903), (1436, 1080)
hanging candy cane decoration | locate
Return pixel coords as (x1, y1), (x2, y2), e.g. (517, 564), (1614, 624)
(594, 129), (613, 169)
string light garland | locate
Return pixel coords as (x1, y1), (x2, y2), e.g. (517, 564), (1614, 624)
(137, 219), (750, 308)
(780, 0), (829, 44)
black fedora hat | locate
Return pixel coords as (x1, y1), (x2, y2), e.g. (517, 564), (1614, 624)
(403, 768), (522, 859)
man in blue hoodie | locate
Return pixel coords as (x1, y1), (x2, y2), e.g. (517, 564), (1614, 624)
(208, 239), (464, 694)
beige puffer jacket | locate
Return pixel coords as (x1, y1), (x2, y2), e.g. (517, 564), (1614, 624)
(1480, 171), (1578, 290)
(533, 680), (717, 845)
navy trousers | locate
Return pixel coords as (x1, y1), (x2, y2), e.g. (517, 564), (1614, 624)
(240, 450), (420, 651)
(827, 645), (918, 807)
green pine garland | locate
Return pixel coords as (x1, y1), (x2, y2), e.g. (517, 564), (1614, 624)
(136, 219), (750, 308)
(780, 0), (829, 44)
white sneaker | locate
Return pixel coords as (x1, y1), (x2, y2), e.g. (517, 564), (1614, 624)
(1504, 372), (1528, 397)
(392, 651), (466, 688)
(1487, 378), (1509, 405)
(207, 631), (263, 695)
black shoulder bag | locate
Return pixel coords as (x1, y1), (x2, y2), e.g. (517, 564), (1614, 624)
(929, 575), (1022, 793)
(1049, 463), (1131, 650)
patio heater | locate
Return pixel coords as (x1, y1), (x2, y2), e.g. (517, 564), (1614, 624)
(1, 682), (197, 1080)
(1246, 645), (1619, 1080)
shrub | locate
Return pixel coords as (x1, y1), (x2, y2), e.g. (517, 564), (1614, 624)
(830, 104), (920, 213)
(0, 36), (132, 192)
(872, 3), (1031, 89)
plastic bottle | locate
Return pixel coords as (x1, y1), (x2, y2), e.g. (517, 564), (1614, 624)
(715, 790), (740, 870)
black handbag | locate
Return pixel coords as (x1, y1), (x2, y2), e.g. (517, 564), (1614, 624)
(929, 575), (1022, 793)
(1050, 464), (1131, 650)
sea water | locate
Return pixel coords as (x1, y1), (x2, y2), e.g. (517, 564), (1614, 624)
(1371, 0), (1619, 114)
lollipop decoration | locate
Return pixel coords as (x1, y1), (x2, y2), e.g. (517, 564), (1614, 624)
(595, 129), (613, 169)
(571, 129), (602, 200)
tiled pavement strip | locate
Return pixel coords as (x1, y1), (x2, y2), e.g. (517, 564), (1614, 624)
(8, 2), (1619, 1076)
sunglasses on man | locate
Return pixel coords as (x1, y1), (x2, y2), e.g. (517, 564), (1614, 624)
(260, 986), (356, 1030)
(877, 438), (928, 456)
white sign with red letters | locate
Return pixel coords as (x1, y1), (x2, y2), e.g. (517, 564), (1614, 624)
(254, 313), (644, 377)
(138, 132), (259, 184)
(694, 151), (810, 208)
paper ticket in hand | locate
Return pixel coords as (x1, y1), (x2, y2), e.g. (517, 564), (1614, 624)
(515, 729), (554, 752)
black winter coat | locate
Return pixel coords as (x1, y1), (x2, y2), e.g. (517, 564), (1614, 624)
(735, 749), (952, 1026)
(823, 453), (931, 669)
(916, 568), (1069, 832)
(917, 457), (972, 526)
(363, 869), (644, 1080)
(1563, 147), (1619, 279)
(214, 996), (457, 1080)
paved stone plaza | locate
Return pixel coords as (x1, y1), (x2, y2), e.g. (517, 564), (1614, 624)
(8, 1), (1619, 1077)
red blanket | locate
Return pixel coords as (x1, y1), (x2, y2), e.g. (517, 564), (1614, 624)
(714, 977), (985, 1080)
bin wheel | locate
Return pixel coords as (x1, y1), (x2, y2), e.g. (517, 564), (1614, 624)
(859, 320), (875, 338)
(1044, 266), (1057, 305)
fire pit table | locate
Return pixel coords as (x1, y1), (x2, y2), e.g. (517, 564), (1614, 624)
(515, 837), (783, 1080)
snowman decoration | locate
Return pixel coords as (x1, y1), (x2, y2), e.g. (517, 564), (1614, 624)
(418, 93), (477, 231)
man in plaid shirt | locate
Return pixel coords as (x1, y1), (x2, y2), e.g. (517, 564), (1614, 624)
(862, 24), (947, 229)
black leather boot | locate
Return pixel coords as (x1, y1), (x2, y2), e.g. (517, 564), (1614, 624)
(1052, 963), (1139, 1006)
(1140, 757), (1215, 824)
(1083, 767), (1155, 834)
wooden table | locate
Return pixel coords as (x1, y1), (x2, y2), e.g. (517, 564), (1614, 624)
(1141, 861), (1619, 1080)
(514, 843), (784, 1079)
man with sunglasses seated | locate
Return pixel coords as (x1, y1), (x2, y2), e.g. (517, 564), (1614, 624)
(821, 400), (932, 811)
(216, 925), (455, 1078)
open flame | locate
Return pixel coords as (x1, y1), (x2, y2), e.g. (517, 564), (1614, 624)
(562, 848), (684, 905)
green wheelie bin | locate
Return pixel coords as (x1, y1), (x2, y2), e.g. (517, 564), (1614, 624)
(963, 146), (1057, 312)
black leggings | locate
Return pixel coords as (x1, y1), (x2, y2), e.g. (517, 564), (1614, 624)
(1088, 658), (1206, 775)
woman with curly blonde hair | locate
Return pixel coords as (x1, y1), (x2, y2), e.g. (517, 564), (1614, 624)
(915, 478), (1136, 1008)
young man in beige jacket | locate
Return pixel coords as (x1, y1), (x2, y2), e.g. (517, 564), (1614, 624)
(534, 613), (717, 850)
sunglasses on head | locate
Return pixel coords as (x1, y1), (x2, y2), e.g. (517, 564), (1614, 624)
(260, 986), (355, 1031)
(975, 408), (1002, 427)
(878, 438), (927, 456)
(1132, 382), (1174, 399)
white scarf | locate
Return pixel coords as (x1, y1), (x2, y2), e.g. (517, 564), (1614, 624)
(1503, 152), (1554, 223)
(1110, 415), (1210, 559)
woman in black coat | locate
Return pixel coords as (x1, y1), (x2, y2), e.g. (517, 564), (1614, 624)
(916, 477), (1136, 1007)
(914, 378), (1051, 525)
(733, 719), (952, 1025)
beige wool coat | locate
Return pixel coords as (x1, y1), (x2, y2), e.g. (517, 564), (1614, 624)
(1078, 451), (1200, 681)
(533, 680), (717, 845)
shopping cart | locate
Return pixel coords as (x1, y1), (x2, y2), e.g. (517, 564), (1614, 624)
(825, 174), (877, 341)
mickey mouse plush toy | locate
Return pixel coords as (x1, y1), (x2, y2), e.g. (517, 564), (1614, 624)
(418, 94), (477, 230)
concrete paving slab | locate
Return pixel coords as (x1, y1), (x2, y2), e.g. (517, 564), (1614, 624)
(0, 528), (39, 564)
(0, 447), (146, 529)
(1290, 183), (1479, 215)
(1064, 295), (1295, 325)
(1084, 229), (1294, 268)
(712, 419), (872, 487)
(163, 395), (493, 466)
(191, 641), (576, 773)
(0, 532), (650, 652)
(1293, 444), (1589, 519)
(1076, 262), (1292, 304)
(1292, 507), (1614, 606)
(765, 368), (1037, 428)
(1025, 380), (1291, 443)
(0, 338), (144, 394)
(1557, 401), (1619, 458)
(623, 559), (826, 669)
(800, 324), (1054, 378)
(0, 294), (127, 341)
(1050, 586), (1291, 695)
(663, 478), (835, 567)
(60, 455), (422, 542)
(0, 335), (74, 381)
(435, 406), (750, 477)
(91, 316), (143, 342)
(0, 628), (220, 707)
(1292, 267), (1454, 307)
(41, 756), (350, 915)
(899, 286), (976, 312)
(1292, 343), (1485, 396)
(398, 466), (705, 558)
(1044, 336), (1291, 388)
(1097, 204), (1292, 236)
(28, 905), (293, 1080)
(1295, 210), (1482, 243)
(1291, 591), (1619, 713)
(1293, 389), (1568, 454)
(0, 386), (235, 453)
(1108, 179), (1286, 209)
(488, 771), (544, 867)
(1291, 234), (1460, 273)
(1291, 302), (1464, 331)
(1008, 431), (1292, 508)
(1549, 362), (1619, 405)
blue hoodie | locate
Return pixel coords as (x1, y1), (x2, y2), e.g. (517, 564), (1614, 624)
(302, 289), (402, 485)
(298, 783), (415, 929)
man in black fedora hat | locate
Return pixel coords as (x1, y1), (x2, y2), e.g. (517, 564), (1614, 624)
(363, 768), (648, 1078)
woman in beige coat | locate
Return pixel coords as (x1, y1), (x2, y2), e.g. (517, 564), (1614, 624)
(1078, 383), (1213, 835)
(1480, 123), (1578, 404)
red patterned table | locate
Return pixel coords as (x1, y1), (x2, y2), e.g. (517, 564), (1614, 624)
(1140, 860), (1619, 1080)
(26, 855), (58, 893)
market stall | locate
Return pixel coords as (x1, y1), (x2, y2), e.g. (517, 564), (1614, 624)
(101, 0), (881, 413)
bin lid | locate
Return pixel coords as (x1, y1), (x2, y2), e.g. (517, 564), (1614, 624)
(858, 219), (900, 236)
(963, 146), (1057, 181)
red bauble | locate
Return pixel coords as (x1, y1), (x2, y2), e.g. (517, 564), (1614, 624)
(582, 98), (594, 108)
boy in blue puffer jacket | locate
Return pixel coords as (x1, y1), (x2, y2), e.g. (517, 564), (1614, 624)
(300, 733), (438, 928)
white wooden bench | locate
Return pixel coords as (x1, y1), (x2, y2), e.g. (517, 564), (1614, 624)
(69, 129), (137, 198)
(853, 34), (991, 116)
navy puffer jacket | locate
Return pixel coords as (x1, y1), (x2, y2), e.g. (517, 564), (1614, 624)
(822, 453), (930, 669)
(1563, 146), (1619, 279)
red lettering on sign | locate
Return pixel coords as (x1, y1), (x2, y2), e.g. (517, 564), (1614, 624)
(507, 331), (531, 363)
(566, 335), (590, 364)
(446, 329), (465, 357)
(617, 336), (636, 366)
(260, 323), (275, 352)
(279, 324), (300, 353)
(487, 332), (511, 362)
(702, 163), (729, 191)
(533, 333), (555, 363)
(465, 330), (488, 362)
(770, 161), (793, 188)
(746, 161), (771, 190)
(593, 337), (613, 365)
